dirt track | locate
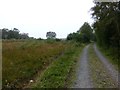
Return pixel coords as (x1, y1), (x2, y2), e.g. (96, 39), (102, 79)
(72, 44), (119, 88)
(93, 44), (119, 87)
(72, 45), (93, 88)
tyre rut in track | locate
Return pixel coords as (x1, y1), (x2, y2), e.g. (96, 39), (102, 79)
(72, 45), (93, 88)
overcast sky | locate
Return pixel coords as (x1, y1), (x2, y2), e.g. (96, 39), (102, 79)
(0, 0), (95, 39)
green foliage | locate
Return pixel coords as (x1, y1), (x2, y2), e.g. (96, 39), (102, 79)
(32, 43), (84, 88)
(46, 31), (56, 39)
(46, 38), (56, 44)
(97, 45), (119, 70)
(91, 2), (120, 60)
(1, 28), (29, 39)
(55, 38), (62, 42)
(78, 22), (94, 42)
(36, 38), (43, 40)
(67, 32), (81, 42)
(67, 22), (95, 43)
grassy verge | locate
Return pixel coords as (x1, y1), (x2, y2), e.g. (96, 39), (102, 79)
(89, 44), (117, 88)
(31, 43), (84, 88)
(2, 40), (67, 88)
(96, 44), (119, 71)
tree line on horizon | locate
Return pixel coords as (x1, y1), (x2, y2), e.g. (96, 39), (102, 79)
(1, 23), (94, 41)
(1, 28), (30, 39)
(1, 2), (119, 56)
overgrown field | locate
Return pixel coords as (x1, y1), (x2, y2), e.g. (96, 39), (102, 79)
(2, 40), (68, 88)
(2, 40), (84, 88)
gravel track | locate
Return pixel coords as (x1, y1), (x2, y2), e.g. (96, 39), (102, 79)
(72, 45), (93, 88)
(72, 44), (119, 88)
(93, 44), (119, 87)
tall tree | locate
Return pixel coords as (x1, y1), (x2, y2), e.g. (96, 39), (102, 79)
(67, 22), (94, 43)
(78, 22), (93, 42)
(91, 2), (120, 47)
(91, 1), (120, 59)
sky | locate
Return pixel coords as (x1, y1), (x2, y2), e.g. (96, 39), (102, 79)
(0, 0), (95, 39)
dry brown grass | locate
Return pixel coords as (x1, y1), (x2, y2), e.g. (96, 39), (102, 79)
(2, 40), (67, 88)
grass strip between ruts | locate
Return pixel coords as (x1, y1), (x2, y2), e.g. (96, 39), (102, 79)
(89, 44), (118, 88)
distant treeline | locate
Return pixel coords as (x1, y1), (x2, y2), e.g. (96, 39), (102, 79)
(67, 22), (96, 43)
(1, 28), (30, 39)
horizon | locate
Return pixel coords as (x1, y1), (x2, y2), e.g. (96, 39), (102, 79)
(0, 0), (94, 39)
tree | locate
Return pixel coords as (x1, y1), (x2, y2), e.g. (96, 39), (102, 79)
(91, 1), (120, 60)
(46, 31), (56, 39)
(67, 32), (81, 42)
(67, 22), (94, 43)
(67, 33), (73, 40)
(91, 2), (120, 47)
(78, 22), (93, 42)
(1, 28), (29, 39)
(12, 28), (20, 39)
(19, 33), (29, 39)
(2, 28), (9, 39)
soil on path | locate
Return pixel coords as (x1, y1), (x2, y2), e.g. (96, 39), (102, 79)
(93, 44), (119, 87)
(72, 44), (119, 88)
(72, 45), (93, 88)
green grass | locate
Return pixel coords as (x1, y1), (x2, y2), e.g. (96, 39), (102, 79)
(2, 40), (68, 88)
(89, 44), (117, 88)
(96, 44), (119, 71)
(31, 43), (84, 88)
